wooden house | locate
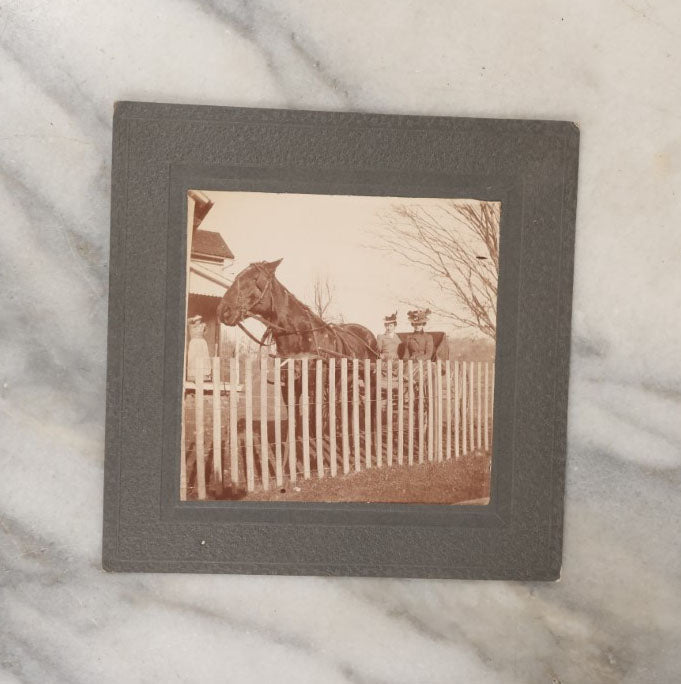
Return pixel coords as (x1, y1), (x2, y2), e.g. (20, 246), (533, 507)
(185, 191), (235, 378)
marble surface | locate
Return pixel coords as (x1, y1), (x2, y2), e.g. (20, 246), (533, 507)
(1, 1), (680, 682)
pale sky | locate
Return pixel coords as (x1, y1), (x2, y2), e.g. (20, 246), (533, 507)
(197, 190), (496, 339)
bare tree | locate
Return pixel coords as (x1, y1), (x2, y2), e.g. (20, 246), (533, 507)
(311, 274), (335, 321)
(375, 201), (500, 339)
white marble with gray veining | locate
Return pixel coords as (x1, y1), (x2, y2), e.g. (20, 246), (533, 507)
(1, 1), (680, 682)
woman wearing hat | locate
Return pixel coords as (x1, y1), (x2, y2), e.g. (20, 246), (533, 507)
(187, 314), (211, 381)
(377, 311), (400, 361)
(404, 309), (434, 361)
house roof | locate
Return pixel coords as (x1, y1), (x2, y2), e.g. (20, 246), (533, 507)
(188, 190), (214, 229)
(188, 269), (231, 298)
(191, 230), (234, 259)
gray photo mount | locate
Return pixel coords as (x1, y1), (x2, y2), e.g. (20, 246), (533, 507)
(103, 101), (579, 579)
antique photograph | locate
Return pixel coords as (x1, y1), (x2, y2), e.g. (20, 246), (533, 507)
(181, 189), (500, 504)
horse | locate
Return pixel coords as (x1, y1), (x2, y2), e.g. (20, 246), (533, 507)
(217, 259), (378, 359)
(217, 259), (378, 450)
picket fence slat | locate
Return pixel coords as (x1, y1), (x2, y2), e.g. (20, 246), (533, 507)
(229, 357), (239, 485)
(244, 357), (255, 492)
(301, 358), (310, 479)
(274, 358), (283, 487)
(427, 361), (434, 462)
(475, 361), (482, 449)
(461, 361), (467, 456)
(436, 361), (441, 461)
(288, 360), (296, 483)
(454, 360), (460, 460)
(491, 362), (495, 445)
(468, 361), (475, 451)
(364, 359), (371, 469)
(445, 360), (452, 460)
(212, 357), (223, 495)
(418, 360), (424, 464)
(259, 357), (269, 491)
(386, 360), (393, 467)
(194, 357), (206, 500)
(352, 360), (360, 472)
(329, 358), (337, 477)
(341, 358), (350, 474)
(484, 361), (489, 451)
(316, 359), (324, 478)
(375, 359), (382, 468)
(397, 360), (404, 466)
(407, 359), (414, 466)
(180, 419), (187, 501)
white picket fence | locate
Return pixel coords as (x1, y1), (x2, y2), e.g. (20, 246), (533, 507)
(181, 355), (494, 500)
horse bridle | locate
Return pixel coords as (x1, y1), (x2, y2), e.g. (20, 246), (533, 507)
(231, 264), (275, 323)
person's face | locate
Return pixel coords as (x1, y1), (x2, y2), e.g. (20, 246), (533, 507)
(385, 322), (396, 334)
(413, 324), (424, 333)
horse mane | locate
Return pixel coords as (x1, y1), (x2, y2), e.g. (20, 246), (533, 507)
(268, 275), (328, 331)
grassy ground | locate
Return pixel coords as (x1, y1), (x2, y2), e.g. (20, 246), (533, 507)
(216, 449), (491, 504)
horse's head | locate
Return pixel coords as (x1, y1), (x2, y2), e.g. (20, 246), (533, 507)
(217, 259), (283, 326)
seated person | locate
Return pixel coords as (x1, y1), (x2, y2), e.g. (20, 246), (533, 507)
(376, 311), (400, 361)
(404, 309), (434, 361)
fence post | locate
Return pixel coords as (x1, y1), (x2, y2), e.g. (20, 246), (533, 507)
(260, 356), (269, 491)
(181, 386), (187, 501)
(194, 357), (206, 500)
(484, 361), (490, 452)
(397, 360), (404, 466)
(244, 356), (254, 492)
(427, 361), (434, 462)
(341, 358), (350, 474)
(212, 357), (223, 496)
(288, 360), (296, 483)
(435, 359), (443, 462)
(445, 360), (452, 460)
(386, 360), (393, 467)
(375, 359), (382, 467)
(407, 359), (414, 466)
(491, 362), (495, 447)
(301, 358), (310, 479)
(469, 361), (475, 453)
(461, 361), (467, 456)
(364, 359), (372, 468)
(274, 358), (283, 487)
(418, 360), (424, 464)
(475, 361), (482, 449)
(328, 358), (337, 477)
(229, 357), (239, 485)
(454, 360), (459, 459)
(352, 359), (360, 472)
(316, 359), (324, 478)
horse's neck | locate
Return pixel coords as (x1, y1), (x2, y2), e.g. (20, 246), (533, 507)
(253, 278), (325, 338)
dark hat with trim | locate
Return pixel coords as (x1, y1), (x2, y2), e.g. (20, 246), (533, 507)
(383, 311), (397, 325)
(407, 308), (431, 326)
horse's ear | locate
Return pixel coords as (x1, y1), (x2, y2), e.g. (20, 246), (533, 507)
(264, 258), (283, 273)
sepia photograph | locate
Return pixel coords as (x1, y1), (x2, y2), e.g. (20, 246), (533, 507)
(104, 103), (577, 580)
(181, 189), (500, 504)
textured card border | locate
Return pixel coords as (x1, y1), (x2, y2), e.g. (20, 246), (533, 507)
(103, 101), (579, 579)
